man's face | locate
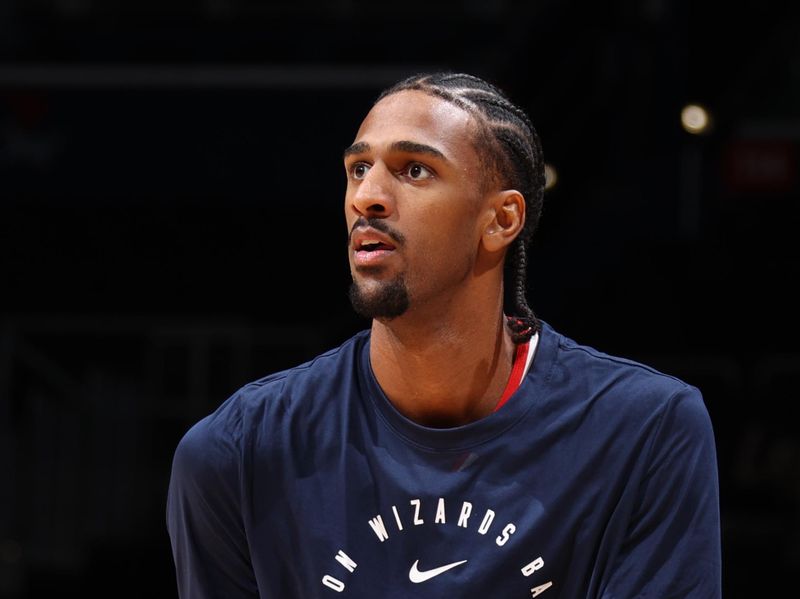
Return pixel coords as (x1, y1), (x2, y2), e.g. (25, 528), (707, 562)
(343, 89), (491, 320)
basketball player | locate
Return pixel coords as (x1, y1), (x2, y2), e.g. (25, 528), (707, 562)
(167, 73), (721, 598)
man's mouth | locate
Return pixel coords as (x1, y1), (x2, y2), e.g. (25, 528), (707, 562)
(356, 239), (396, 252)
(352, 230), (397, 267)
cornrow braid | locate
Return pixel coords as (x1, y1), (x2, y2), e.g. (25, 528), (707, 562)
(377, 72), (545, 343)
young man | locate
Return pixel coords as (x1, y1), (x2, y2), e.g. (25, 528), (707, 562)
(167, 73), (721, 598)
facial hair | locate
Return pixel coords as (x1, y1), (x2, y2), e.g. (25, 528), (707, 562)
(347, 216), (409, 319)
(348, 277), (410, 320)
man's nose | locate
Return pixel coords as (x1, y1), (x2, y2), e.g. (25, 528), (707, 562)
(349, 163), (395, 218)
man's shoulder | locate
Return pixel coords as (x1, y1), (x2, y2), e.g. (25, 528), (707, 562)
(208, 329), (369, 425)
(543, 322), (701, 408)
(541, 322), (712, 446)
(240, 328), (370, 397)
(174, 330), (370, 457)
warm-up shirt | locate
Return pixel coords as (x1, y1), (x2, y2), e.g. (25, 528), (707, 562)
(166, 321), (721, 598)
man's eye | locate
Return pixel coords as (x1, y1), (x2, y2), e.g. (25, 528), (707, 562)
(406, 163), (433, 180)
(352, 163), (370, 179)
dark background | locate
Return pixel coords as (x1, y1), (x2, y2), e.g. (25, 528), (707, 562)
(1, 0), (799, 597)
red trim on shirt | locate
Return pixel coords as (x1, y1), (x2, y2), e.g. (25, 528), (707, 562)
(493, 341), (530, 412)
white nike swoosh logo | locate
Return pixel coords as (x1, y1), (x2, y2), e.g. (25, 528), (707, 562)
(408, 559), (468, 583)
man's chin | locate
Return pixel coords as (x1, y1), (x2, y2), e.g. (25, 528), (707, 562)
(348, 278), (410, 320)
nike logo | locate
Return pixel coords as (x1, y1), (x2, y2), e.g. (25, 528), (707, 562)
(408, 559), (468, 583)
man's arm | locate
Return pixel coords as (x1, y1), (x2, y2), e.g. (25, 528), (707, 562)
(167, 403), (259, 599)
(599, 386), (722, 598)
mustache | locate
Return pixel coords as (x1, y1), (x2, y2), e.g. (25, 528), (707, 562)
(348, 217), (405, 246)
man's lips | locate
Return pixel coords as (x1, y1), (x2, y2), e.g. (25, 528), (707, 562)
(350, 227), (398, 267)
(350, 227), (397, 250)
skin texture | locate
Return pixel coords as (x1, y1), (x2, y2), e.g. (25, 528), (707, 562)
(344, 90), (526, 427)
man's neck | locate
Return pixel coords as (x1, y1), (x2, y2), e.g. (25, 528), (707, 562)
(369, 307), (516, 428)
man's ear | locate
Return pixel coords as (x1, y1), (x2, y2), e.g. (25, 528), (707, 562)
(482, 189), (526, 252)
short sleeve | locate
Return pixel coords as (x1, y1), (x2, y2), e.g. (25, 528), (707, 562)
(600, 386), (722, 598)
(166, 398), (259, 599)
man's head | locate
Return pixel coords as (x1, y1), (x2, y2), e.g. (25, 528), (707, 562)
(344, 72), (545, 342)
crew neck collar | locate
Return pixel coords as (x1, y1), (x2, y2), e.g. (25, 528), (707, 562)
(359, 322), (557, 452)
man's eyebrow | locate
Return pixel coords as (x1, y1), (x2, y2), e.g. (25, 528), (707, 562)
(343, 141), (370, 159)
(390, 140), (447, 161)
(342, 140), (448, 162)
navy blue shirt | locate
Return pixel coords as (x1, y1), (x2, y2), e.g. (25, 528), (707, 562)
(167, 322), (721, 598)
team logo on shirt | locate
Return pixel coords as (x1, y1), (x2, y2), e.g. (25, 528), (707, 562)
(320, 494), (553, 596)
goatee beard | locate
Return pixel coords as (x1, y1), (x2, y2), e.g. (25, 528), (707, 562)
(348, 277), (410, 320)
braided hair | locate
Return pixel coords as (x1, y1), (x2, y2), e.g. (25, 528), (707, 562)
(376, 72), (545, 343)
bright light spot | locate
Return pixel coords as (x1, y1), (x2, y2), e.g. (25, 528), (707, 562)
(681, 104), (711, 134)
(544, 163), (558, 190)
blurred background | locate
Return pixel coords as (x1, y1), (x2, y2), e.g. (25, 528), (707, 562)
(1, 0), (799, 596)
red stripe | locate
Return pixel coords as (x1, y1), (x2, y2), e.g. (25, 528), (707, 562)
(493, 341), (530, 412)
